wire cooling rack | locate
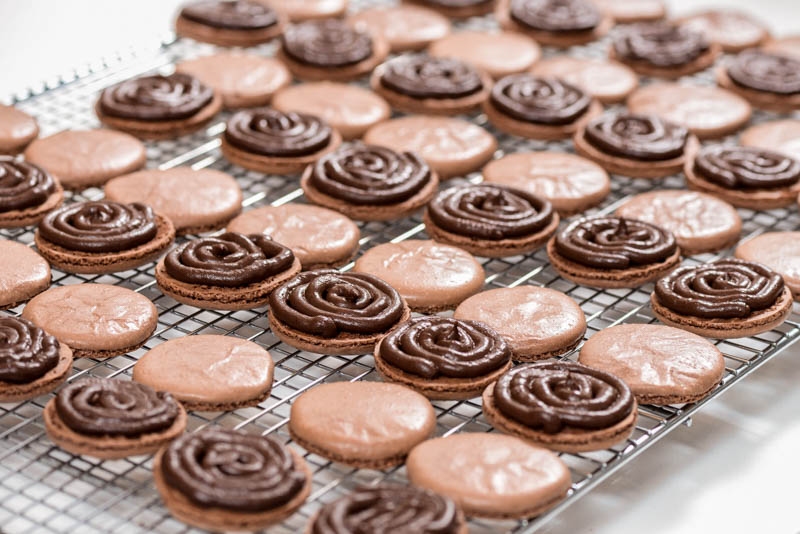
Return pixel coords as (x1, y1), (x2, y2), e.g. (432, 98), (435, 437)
(2, 2), (799, 533)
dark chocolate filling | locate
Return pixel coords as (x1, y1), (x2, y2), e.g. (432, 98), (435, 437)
(282, 20), (373, 68)
(490, 74), (591, 125)
(99, 73), (213, 121)
(510, 0), (601, 33)
(0, 317), (60, 384)
(583, 112), (689, 161)
(727, 50), (800, 95)
(379, 55), (484, 100)
(180, 0), (279, 30)
(694, 145), (800, 190)
(225, 108), (332, 158)
(0, 157), (55, 212)
(613, 23), (710, 68)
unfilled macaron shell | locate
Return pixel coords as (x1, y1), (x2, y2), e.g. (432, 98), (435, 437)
(740, 119), (800, 162)
(530, 56), (639, 104)
(348, 4), (451, 52)
(0, 241), (50, 309)
(0, 105), (39, 154)
(736, 232), (800, 299)
(428, 30), (541, 79)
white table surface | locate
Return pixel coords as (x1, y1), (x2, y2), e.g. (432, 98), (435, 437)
(1, 1), (798, 533)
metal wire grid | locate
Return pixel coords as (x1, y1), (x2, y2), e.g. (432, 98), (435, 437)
(2, 4), (800, 534)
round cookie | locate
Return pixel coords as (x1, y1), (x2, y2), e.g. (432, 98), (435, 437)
(289, 381), (436, 468)
(615, 190), (741, 255)
(740, 119), (800, 162)
(104, 167), (242, 235)
(424, 183), (559, 258)
(428, 30), (541, 79)
(353, 240), (484, 312)
(22, 284), (158, 359)
(573, 112), (699, 179)
(530, 57), (638, 105)
(364, 116), (496, 180)
(226, 203), (360, 269)
(221, 108), (342, 175)
(0, 105), (38, 154)
(547, 216), (681, 289)
(678, 9), (770, 53)
(496, 0), (613, 48)
(374, 316), (512, 400)
(736, 232), (800, 299)
(175, 53), (290, 109)
(175, 0), (286, 47)
(43, 378), (186, 459)
(627, 83), (752, 140)
(406, 433), (571, 519)
(763, 36), (800, 59)
(454, 286), (586, 362)
(34, 201), (175, 275)
(591, 0), (665, 23)
(482, 361), (637, 452)
(268, 270), (411, 355)
(263, 0), (347, 21)
(306, 485), (467, 534)
(482, 151), (610, 216)
(155, 232), (301, 310)
(0, 157), (64, 229)
(0, 317), (73, 403)
(348, 4), (451, 52)
(24, 129), (146, 190)
(153, 428), (311, 532)
(96, 73), (222, 140)
(579, 323), (725, 404)
(403, 0), (496, 19)
(0, 241), (50, 310)
(133, 335), (275, 411)
(651, 258), (793, 339)
(272, 82), (390, 140)
(717, 50), (800, 114)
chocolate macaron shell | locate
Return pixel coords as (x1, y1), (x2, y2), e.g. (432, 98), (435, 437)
(428, 30), (542, 80)
(289, 381), (436, 468)
(578, 323), (725, 404)
(736, 232), (800, 299)
(530, 56), (639, 104)
(0, 157), (64, 229)
(763, 36), (800, 60)
(133, 335), (275, 411)
(349, 5), (451, 52)
(0, 241), (51, 310)
(175, 0), (286, 47)
(592, 0), (666, 23)
(0, 105), (39, 155)
(406, 433), (571, 519)
(22, 284), (158, 359)
(403, 0), (496, 19)
(678, 9), (770, 53)
(264, 0), (347, 21)
(740, 119), (800, 163)
(496, 0), (613, 48)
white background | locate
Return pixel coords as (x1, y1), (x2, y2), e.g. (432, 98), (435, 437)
(0, 1), (799, 533)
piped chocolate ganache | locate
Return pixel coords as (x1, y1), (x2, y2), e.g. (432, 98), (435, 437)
(613, 23), (710, 68)
(0, 157), (56, 213)
(282, 20), (373, 68)
(510, 0), (601, 33)
(225, 108), (333, 157)
(180, 0), (280, 30)
(727, 50), (800, 95)
(583, 112), (689, 161)
(693, 145), (800, 190)
(99, 73), (213, 121)
(379, 55), (484, 100)
(490, 74), (591, 125)
(0, 317), (60, 384)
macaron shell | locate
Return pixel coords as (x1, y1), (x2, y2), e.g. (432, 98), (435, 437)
(428, 31), (541, 79)
(406, 433), (571, 519)
(0, 105), (39, 154)
(496, 0), (614, 48)
(348, 5), (451, 52)
(0, 240), (51, 310)
(592, 0), (666, 23)
(717, 66), (800, 114)
(174, 13), (285, 47)
(0, 343), (72, 403)
(530, 56), (639, 104)
(740, 119), (800, 162)
(263, 0), (347, 21)
(762, 36), (800, 59)
(678, 9), (770, 52)
(736, 232), (800, 298)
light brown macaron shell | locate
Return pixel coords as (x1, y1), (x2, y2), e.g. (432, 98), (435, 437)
(678, 9), (770, 52)
(484, 96), (603, 142)
(428, 31), (542, 79)
(530, 56), (639, 104)
(762, 36), (800, 59)
(578, 323), (725, 404)
(349, 4), (451, 52)
(263, 0), (347, 21)
(627, 83), (752, 140)
(226, 203), (360, 270)
(740, 119), (800, 162)
(609, 40), (721, 80)
(482, 151), (610, 216)
(289, 381), (436, 469)
(736, 232), (800, 299)
(406, 433), (571, 519)
(592, 0), (666, 23)
(132, 335), (275, 411)
(454, 286), (587, 362)
(0, 105), (39, 154)
(24, 129), (146, 190)
(273, 82), (390, 140)
(403, 0), (496, 18)
(21, 284), (158, 359)
(0, 241), (51, 310)
(364, 116), (497, 180)
(615, 190), (742, 255)
(175, 53), (291, 109)
(496, 0), (613, 48)
(0, 341), (73, 403)
(353, 240), (484, 312)
(104, 167), (243, 235)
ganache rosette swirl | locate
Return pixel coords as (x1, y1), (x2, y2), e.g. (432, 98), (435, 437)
(38, 200), (158, 253)
(55, 378), (180, 436)
(379, 55), (484, 99)
(269, 270), (405, 338)
(613, 23), (710, 67)
(584, 112), (689, 161)
(99, 73), (213, 121)
(694, 145), (800, 189)
(378, 317), (510, 379)
(0, 157), (56, 212)
(491, 74), (591, 125)
(180, 0), (279, 30)
(161, 428), (306, 512)
(554, 216), (677, 269)
(309, 144), (432, 205)
(282, 20), (373, 68)
(0, 317), (60, 384)
(655, 258), (785, 318)
(727, 50), (800, 95)
(311, 484), (462, 534)
(510, 0), (601, 32)
(493, 361), (634, 433)
(164, 232), (295, 287)
(427, 184), (554, 240)
(225, 108), (332, 157)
